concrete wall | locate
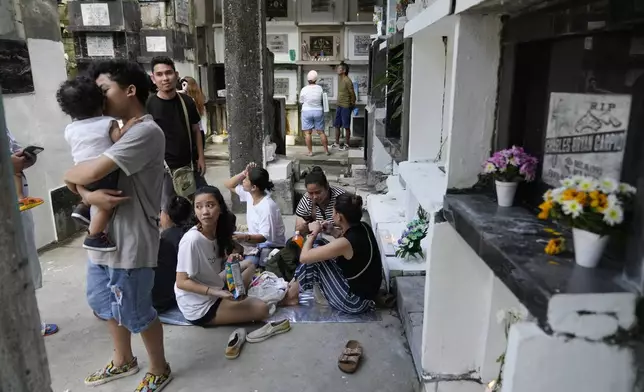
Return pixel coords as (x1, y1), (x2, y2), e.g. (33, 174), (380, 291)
(2, 0), (74, 248)
(175, 60), (196, 80)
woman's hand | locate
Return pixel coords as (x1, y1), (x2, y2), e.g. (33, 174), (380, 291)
(209, 288), (234, 299)
(242, 162), (257, 177)
(308, 221), (322, 236)
(226, 253), (244, 263)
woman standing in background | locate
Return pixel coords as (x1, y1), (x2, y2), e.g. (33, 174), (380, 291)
(181, 76), (209, 150)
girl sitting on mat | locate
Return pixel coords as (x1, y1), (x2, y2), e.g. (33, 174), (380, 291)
(282, 193), (383, 314)
(175, 186), (270, 327)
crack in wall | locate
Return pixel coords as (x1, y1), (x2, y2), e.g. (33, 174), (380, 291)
(421, 369), (482, 384)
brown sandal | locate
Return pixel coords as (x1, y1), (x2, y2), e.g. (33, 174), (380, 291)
(338, 340), (363, 374)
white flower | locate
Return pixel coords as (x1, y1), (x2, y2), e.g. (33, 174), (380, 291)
(402, 238), (410, 245)
(560, 178), (575, 187)
(577, 177), (598, 192)
(571, 175), (586, 184)
(551, 187), (567, 204)
(619, 183), (637, 195)
(543, 190), (552, 201)
(562, 199), (583, 218)
(603, 204), (624, 226)
(598, 178), (618, 194)
(607, 194), (620, 208)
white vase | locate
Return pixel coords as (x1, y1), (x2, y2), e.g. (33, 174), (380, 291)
(572, 228), (609, 268)
(495, 181), (518, 207)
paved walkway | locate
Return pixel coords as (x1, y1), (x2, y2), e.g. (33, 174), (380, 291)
(37, 166), (418, 392)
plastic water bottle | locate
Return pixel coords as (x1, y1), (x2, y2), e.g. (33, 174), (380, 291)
(292, 231), (304, 248)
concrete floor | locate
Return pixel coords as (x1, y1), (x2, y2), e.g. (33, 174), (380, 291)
(36, 163), (418, 392)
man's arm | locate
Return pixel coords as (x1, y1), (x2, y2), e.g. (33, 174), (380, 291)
(64, 155), (118, 186)
(347, 78), (356, 107)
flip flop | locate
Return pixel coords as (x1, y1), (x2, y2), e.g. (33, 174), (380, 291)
(19, 197), (44, 212)
(42, 323), (59, 337)
(338, 340), (363, 374)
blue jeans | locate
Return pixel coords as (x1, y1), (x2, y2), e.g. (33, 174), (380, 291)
(86, 261), (157, 333)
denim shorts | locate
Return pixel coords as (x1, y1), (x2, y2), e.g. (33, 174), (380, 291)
(86, 261), (157, 334)
(302, 109), (325, 131)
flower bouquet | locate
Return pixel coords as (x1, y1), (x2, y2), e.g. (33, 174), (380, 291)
(395, 207), (429, 260)
(482, 146), (538, 207)
(538, 176), (636, 268)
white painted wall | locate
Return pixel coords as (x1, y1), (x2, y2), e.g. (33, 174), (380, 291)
(266, 24), (298, 63)
(275, 69), (298, 105)
(370, 132), (394, 174)
(444, 15), (500, 189)
(174, 60), (196, 80)
(344, 25), (372, 61)
(422, 222), (523, 379)
(214, 27), (224, 63)
(3, 38), (73, 248)
(503, 323), (635, 392)
(408, 32), (448, 162)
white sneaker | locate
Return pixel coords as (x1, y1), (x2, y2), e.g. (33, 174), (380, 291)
(331, 143), (340, 149)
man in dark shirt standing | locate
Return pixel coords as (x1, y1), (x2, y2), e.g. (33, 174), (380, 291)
(147, 56), (207, 227)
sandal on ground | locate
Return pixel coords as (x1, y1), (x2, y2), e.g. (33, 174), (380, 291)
(338, 340), (363, 374)
(225, 328), (246, 359)
(41, 323), (59, 337)
(19, 197), (44, 212)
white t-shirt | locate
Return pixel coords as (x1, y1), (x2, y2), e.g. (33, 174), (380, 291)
(235, 185), (286, 246)
(64, 116), (116, 164)
(175, 227), (226, 321)
(299, 84), (324, 111)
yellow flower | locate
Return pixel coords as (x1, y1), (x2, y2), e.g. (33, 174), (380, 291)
(545, 238), (565, 255)
(538, 201), (553, 220)
(575, 191), (588, 205)
(562, 189), (577, 201)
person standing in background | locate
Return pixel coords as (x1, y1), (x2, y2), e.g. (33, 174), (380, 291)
(299, 70), (330, 156)
(147, 56), (207, 229)
(181, 76), (209, 151)
(332, 63), (356, 151)
(6, 128), (59, 337)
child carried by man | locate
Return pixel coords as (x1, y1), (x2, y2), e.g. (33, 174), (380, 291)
(57, 76), (140, 251)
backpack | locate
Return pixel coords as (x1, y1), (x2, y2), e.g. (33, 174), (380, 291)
(263, 239), (301, 281)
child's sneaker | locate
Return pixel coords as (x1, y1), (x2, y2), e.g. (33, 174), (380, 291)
(338, 144), (348, 151)
(83, 232), (117, 252)
(71, 203), (91, 226)
(84, 357), (139, 386)
(331, 143), (340, 149)
(134, 364), (173, 392)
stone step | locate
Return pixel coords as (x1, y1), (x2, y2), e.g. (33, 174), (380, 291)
(396, 276), (425, 383)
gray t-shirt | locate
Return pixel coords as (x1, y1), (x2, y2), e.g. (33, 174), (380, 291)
(88, 115), (166, 269)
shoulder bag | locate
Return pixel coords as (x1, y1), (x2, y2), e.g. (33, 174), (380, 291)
(166, 94), (197, 198)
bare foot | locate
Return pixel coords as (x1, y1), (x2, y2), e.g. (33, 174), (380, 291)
(306, 151), (314, 157)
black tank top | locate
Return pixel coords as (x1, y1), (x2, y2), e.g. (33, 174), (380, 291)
(336, 222), (383, 300)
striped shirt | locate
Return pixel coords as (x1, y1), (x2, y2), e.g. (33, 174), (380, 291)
(296, 185), (346, 224)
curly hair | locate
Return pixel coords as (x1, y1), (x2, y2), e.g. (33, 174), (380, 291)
(87, 59), (151, 105)
(56, 76), (105, 120)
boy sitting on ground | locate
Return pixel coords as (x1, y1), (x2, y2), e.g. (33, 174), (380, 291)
(57, 76), (140, 252)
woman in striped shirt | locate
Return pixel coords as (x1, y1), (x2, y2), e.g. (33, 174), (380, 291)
(295, 166), (346, 235)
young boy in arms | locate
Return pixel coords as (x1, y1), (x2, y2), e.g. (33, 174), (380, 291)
(57, 76), (139, 251)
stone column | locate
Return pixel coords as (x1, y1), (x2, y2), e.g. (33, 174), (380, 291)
(223, 0), (273, 211)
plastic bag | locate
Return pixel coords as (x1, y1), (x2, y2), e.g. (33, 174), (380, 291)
(248, 271), (288, 305)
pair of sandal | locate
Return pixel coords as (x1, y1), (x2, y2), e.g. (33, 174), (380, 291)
(338, 340), (363, 374)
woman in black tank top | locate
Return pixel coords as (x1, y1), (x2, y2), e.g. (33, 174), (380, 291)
(282, 194), (383, 314)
